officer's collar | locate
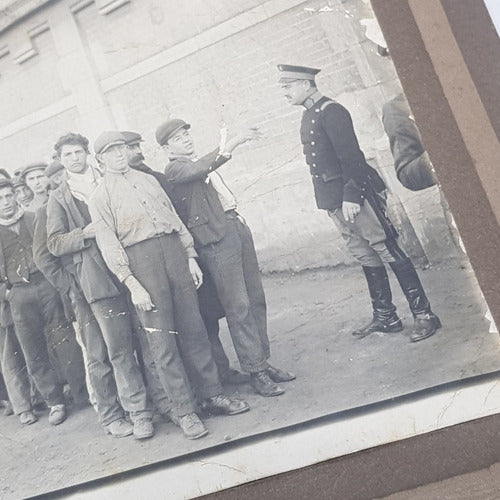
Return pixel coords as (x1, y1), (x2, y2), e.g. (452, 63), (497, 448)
(302, 91), (323, 110)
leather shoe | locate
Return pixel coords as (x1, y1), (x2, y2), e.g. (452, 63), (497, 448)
(201, 394), (250, 416)
(410, 313), (442, 342)
(19, 411), (38, 425)
(48, 404), (66, 426)
(133, 417), (154, 440)
(352, 315), (403, 339)
(251, 371), (285, 397)
(221, 368), (251, 385)
(105, 418), (133, 438)
(266, 364), (296, 383)
(178, 412), (208, 439)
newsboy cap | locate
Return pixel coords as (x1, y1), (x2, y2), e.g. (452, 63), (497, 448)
(121, 131), (144, 145)
(277, 64), (320, 82)
(45, 159), (65, 177)
(21, 162), (47, 179)
(94, 131), (126, 155)
(155, 119), (191, 146)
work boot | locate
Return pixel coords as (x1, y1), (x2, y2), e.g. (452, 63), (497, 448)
(201, 394), (250, 416)
(389, 258), (441, 342)
(133, 417), (154, 440)
(266, 364), (296, 383)
(105, 418), (133, 438)
(48, 404), (66, 426)
(19, 411), (38, 425)
(178, 412), (208, 440)
(250, 370), (285, 397)
(352, 266), (403, 339)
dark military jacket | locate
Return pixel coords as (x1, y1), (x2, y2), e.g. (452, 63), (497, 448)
(300, 96), (385, 211)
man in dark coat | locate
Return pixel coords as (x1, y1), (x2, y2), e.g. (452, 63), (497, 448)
(32, 160), (88, 407)
(158, 119), (295, 397)
(122, 130), (249, 386)
(0, 179), (67, 426)
(278, 64), (441, 342)
(47, 132), (153, 440)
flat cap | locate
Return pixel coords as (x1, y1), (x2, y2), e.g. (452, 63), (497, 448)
(121, 131), (143, 145)
(155, 119), (191, 146)
(94, 131), (126, 155)
(45, 160), (64, 177)
(277, 64), (320, 82)
(12, 175), (25, 188)
(21, 162), (47, 179)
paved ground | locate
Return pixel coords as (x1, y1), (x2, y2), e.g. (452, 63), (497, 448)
(1, 259), (499, 499)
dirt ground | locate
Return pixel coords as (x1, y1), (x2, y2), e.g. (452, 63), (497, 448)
(1, 259), (499, 499)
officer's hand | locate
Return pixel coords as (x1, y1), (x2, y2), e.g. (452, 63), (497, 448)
(188, 258), (203, 289)
(125, 276), (155, 312)
(4, 288), (12, 301)
(342, 201), (361, 223)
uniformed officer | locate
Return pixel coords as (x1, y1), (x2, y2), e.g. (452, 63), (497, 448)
(278, 64), (441, 342)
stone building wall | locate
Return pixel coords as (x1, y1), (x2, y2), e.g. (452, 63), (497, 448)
(0, 0), (461, 271)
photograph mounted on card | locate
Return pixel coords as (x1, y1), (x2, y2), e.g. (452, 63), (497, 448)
(0, 1), (498, 499)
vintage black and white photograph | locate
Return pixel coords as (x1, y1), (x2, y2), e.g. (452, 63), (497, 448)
(0, 0), (499, 498)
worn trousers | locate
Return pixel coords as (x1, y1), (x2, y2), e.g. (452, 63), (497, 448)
(198, 215), (269, 373)
(7, 275), (66, 410)
(126, 234), (222, 418)
(72, 293), (150, 426)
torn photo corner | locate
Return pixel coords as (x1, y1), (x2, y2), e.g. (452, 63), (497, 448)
(0, 1), (499, 499)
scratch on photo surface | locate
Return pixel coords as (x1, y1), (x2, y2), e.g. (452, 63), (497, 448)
(199, 459), (246, 474)
(483, 379), (499, 406)
(436, 389), (458, 426)
(143, 327), (178, 334)
(102, 309), (127, 319)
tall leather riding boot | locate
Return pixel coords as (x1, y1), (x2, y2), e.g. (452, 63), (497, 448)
(389, 258), (441, 342)
(352, 266), (403, 339)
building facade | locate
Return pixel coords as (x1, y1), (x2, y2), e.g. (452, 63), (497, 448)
(0, 0), (460, 271)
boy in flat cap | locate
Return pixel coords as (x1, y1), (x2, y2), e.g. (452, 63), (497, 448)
(278, 64), (441, 342)
(158, 119), (295, 397)
(46, 132), (153, 439)
(21, 162), (50, 212)
(89, 131), (249, 440)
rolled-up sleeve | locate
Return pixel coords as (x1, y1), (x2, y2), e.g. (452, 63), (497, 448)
(88, 190), (133, 283)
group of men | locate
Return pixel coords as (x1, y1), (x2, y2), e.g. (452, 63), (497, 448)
(0, 63), (441, 444)
(0, 119), (295, 441)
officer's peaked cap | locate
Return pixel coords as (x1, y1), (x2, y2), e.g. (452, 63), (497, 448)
(277, 64), (320, 83)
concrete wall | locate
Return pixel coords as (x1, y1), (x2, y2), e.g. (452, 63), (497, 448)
(0, 0), (461, 271)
